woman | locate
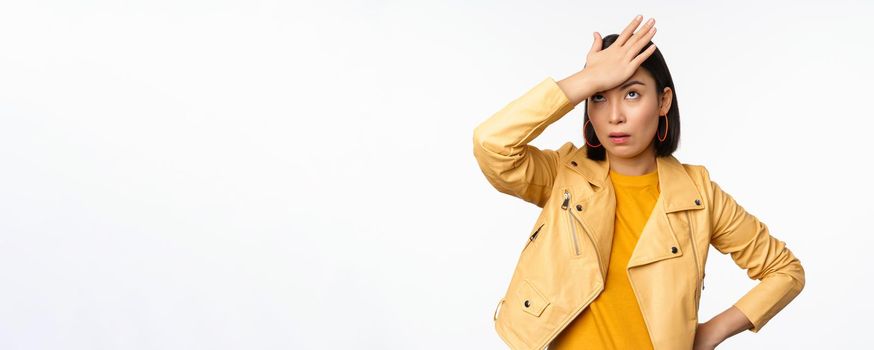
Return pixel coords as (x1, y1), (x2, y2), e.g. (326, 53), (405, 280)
(472, 15), (805, 350)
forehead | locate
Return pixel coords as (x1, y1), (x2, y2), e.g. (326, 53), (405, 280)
(627, 67), (654, 83)
(602, 67), (654, 93)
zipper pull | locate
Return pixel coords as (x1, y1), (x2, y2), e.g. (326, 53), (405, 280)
(561, 190), (570, 210)
(530, 223), (544, 241)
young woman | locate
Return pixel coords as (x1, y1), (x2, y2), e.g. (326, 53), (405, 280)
(472, 15), (805, 350)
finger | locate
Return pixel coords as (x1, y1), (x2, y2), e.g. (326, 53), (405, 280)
(630, 43), (657, 67)
(615, 15), (644, 47)
(627, 26), (657, 58)
(589, 31), (602, 54)
(639, 26), (658, 51)
(625, 18), (655, 49)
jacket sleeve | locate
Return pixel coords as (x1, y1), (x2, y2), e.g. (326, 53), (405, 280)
(472, 77), (577, 208)
(704, 167), (806, 333)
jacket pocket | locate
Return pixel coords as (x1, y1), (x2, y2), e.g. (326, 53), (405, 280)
(516, 279), (551, 317)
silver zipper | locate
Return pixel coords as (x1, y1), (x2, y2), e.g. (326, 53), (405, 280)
(536, 190), (604, 348)
(563, 190), (581, 256)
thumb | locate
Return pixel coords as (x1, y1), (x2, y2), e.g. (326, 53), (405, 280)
(589, 32), (602, 54)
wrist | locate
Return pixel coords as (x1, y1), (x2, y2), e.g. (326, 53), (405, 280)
(702, 319), (728, 345)
(557, 70), (599, 106)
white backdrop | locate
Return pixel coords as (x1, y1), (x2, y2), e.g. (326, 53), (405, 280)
(0, 1), (871, 349)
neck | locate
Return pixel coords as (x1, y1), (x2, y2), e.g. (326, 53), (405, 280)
(607, 146), (657, 176)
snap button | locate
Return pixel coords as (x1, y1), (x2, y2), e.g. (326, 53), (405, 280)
(570, 161), (578, 167)
(524, 300), (531, 308)
(671, 246), (678, 254)
(576, 204), (583, 211)
(694, 199), (701, 205)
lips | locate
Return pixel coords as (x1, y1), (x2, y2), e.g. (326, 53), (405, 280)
(608, 132), (631, 145)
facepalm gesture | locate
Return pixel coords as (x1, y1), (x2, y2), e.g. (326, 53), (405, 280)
(582, 15), (658, 93)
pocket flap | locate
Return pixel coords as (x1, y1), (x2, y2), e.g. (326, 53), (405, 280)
(516, 279), (550, 317)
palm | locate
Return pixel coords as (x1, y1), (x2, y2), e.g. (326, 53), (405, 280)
(582, 15), (658, 93)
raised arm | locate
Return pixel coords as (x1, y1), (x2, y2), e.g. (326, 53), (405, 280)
(472, 16), (659, 207)
(471, 76), (583, 207)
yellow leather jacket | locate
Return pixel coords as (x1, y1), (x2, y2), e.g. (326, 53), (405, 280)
(472, 77), (805, 350)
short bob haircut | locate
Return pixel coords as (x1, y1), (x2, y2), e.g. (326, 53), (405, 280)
(584, 33), (680, 161)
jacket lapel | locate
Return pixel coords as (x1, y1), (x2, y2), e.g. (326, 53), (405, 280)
(564, 147), (707, 271)
(628, 153), (707, 268)
(563, 150), (614, 277)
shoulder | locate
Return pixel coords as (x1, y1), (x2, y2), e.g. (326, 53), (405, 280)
(671, 157), (713, 182)
(676, 161), (724, 204)
(553, 141), (582, 161)
(681, 162), (710, 180)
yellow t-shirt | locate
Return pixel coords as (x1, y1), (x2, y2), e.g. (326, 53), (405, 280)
(549, 167), (660, 350)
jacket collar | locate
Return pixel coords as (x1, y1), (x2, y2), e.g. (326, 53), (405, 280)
(565, 146), (705, 213)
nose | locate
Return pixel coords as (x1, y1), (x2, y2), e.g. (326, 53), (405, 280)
(608, 101), (625, 125)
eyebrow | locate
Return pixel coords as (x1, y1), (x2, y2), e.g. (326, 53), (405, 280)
(619, 80), (646, 90)
(594, 80), (646, 95)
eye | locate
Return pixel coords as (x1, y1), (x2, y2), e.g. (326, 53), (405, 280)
(590, 91), (640, 103)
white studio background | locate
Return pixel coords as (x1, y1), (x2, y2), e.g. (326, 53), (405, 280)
(0, 1), (870, 349)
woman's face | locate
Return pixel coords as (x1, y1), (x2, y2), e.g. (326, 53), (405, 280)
(586, 67), (672, 160)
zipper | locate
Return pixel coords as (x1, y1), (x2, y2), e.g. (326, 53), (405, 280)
(534, 189), (605, 348)
(564, 189), (604, 269)
(562, 190), (581, 256)
(686, 211), (702, 312)
(530, 223), (544, 242)
(523, 223), (545, 251)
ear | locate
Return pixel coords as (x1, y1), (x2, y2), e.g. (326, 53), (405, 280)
(659, 87), (673, 115)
